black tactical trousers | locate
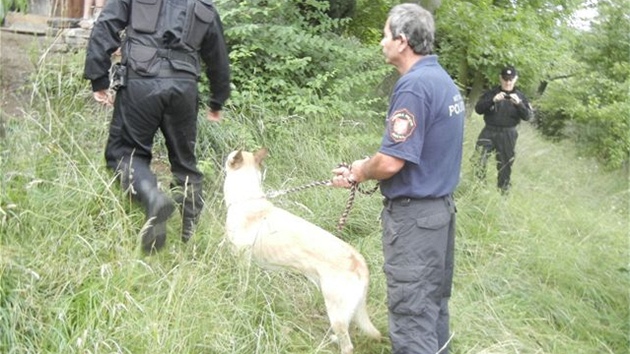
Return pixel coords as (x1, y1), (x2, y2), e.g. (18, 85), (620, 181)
(381, 196), (456, 354)
(474, 125), (518, 192)
(104, 68), (204, 224)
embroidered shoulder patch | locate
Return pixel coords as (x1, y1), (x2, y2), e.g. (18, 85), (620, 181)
(389, 109), (416, 142)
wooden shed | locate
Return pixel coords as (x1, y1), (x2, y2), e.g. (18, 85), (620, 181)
(29, 0), (84, 19)
(2, 0), (88, 35)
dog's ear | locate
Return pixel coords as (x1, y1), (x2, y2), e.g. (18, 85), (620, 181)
(254, 148), (268, 166)
(229, 149), (244, 169)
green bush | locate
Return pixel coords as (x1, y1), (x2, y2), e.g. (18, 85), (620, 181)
(536, 70), (630, 170)
(213, 0), (390, 122)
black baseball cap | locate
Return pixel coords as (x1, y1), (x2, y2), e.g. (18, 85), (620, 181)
(501, 66), (517, 80)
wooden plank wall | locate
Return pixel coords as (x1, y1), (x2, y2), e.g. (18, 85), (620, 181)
(29, 0), (83, 18)
(52, 0), (84, 18)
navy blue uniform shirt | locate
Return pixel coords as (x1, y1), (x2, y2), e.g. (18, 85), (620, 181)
(379, 55), (465, 199)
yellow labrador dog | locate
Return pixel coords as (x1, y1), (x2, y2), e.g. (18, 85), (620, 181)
(223, 148), (381, 354)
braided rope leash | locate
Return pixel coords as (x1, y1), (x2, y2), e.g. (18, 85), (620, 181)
(265, 180), (332, 199)
(265, 163), (379, 235)
(335, 164), (380, 233)
(336, 182), (357, 233)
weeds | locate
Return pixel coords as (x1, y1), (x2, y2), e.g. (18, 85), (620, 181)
(1, 39), (628, 354)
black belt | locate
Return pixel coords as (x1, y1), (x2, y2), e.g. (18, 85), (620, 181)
(127, 63), (196, 79)
(383, 195), (447, 206)
(156, 48), (197, 66)
(383, 197), (416, 206)
(383, 195), (456, 212)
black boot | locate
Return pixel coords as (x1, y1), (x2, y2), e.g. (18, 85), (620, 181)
(136, 180), (175, 253)
(181, 216), (198, 243)
(172, 182), (204, 243)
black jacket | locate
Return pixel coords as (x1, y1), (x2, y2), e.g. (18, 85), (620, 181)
(474, 86), (532, 127)
(84, 0), (231, 111)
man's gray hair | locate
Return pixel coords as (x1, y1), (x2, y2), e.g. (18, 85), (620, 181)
(388, 3), (435, 55)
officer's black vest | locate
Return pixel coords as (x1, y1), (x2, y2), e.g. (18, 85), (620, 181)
(124, 0), (217, 77)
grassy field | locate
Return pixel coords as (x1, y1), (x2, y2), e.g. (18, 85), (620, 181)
(1, 49), (628, 354)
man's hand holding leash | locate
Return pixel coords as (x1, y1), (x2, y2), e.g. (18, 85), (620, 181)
(332, 153), (403, 189)
(331, 157), (370, 188)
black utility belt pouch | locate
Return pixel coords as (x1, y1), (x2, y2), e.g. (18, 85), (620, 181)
(127, 44), (160, 76)
(131, 0), (163, 33)
(109, 63), (128, 90)
(183, 0), (215, 49)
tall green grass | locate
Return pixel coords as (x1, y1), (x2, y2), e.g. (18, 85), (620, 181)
(1, 47), (628, 354)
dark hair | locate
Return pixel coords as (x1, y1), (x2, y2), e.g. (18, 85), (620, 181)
(388, 4), (434, 55)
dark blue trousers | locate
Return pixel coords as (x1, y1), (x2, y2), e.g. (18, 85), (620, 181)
(381, 196), (456, 354)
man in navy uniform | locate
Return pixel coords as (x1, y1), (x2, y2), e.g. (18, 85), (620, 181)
(332, 4), (464, 353)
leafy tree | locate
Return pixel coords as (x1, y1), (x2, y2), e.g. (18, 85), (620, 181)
(206, 0), (627, 169)
(432, 0), (628, 168)
(535, 0), (630, 169)
(346, 0), (392, 43)
(434, 0), (583, 112)
(293, 0), (358, 19)
(348, 0), (443, 44)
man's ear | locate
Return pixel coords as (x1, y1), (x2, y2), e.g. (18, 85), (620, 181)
(398, 33), (408, 52)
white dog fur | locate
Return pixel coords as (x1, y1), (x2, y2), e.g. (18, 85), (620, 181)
(223, 148), (381, 354)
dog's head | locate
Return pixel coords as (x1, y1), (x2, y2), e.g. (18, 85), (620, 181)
(224, 148), (269, 204)
(225, 148), (268, 173)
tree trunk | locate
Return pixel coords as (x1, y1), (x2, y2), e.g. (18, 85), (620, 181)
(465, 70), (486, 119)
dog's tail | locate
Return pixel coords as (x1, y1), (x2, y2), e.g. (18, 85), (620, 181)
(353, 294), (382, 339)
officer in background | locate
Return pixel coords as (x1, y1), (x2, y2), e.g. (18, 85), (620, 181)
(474, 65), (532, 194)
(84, 0), (231, 253)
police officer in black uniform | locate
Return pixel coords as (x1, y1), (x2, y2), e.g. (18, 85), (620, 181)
(84, 0), (231, 253)
(474, 65), (532, 194)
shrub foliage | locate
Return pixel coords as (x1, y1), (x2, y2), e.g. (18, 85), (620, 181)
(213, 0), (390, 122)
